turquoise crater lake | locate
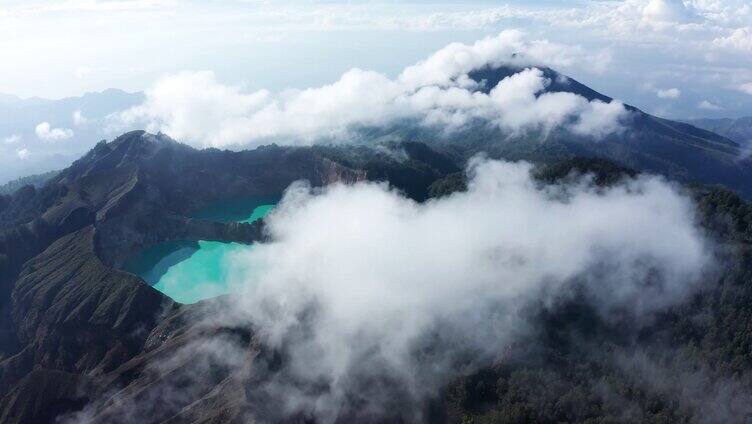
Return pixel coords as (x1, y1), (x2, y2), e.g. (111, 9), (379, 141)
(123, 196), (277, 304)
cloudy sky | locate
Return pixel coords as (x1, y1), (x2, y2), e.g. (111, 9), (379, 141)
(0, 0), (751, 120)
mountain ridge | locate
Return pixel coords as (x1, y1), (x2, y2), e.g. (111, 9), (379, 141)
(0, 132), (751, 422)
(1, 64), (752, 422)
(685, 116), (752, 148)
(0, 131), (466, 423)
(421, 65), (752, 198)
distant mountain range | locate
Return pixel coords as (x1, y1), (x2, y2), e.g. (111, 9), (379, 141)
(684, 116), (752, 149)
(371, 65), (752, 198)
(1, 131), (751, 423)
(2, 67), (752, 421)
(0, 171), (59, 196)
(0, 89), (143, 184)
(1, 67), (750, 197)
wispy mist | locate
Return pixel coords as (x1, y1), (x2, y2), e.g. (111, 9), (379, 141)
(220, 158), (708, 421)
(64, 159), (714, 423)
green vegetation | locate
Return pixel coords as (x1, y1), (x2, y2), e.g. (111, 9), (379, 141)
(2, 130), (751, 422)
(428, 172), (467, 198)
(0, 170), (58, 196)
(317, 141), (461, 201)
(443, 160), (752, 423)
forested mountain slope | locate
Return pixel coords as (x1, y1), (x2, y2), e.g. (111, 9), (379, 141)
(0, 130), (750, 423)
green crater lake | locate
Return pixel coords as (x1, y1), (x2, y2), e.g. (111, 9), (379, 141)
(123, 196), (277, 304)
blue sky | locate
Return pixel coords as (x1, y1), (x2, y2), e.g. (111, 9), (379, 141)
(0, 0), (750, 119)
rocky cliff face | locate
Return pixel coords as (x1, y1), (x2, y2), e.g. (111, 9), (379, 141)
(0, 131), (452, 423)
(686, 116), (752, 148)
(9, 226), (171, 381)
(2, 128), (751, 422)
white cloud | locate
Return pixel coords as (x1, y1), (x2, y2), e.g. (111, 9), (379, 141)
(20, 0), (176, 14)
(398, 30), (612, 88)
(74, 66), (91, 79)
(382, 0), (750, 45)
(570, 99), (629, 138)
(657, 88), (681, 99)
(713, 27), (752, 52)
(739, 82), (752, 95)
(16, 148), (29, 159)
(35, 122), (74, 141)
(642, 0), (698, 24)
(698, 100), (723, 110)
(73, 110), (88, 126)
(2, 134), (21, 144)
(2, 0), (751, 121)
(114, 31), (627, 149)
(209, 158), (710, 421)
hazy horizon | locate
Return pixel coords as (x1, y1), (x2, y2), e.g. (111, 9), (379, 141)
(1, 0), (751, 120)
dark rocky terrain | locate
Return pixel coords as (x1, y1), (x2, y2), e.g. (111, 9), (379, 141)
(685, 116), (752, 151)
(0, 171), (60, 196)
(0, 109), (751, 422)
(384, 66), (752, 199)
(0, 130), (461, 423)
(0, 131), (361, 422)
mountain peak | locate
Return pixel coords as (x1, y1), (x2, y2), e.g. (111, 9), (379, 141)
(467, 65), (614, 104)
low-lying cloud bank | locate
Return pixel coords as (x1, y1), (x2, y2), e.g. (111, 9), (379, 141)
(210, 158), (707, 421)
(65, 159), (714, 423)
(113, 31), (628, 149)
